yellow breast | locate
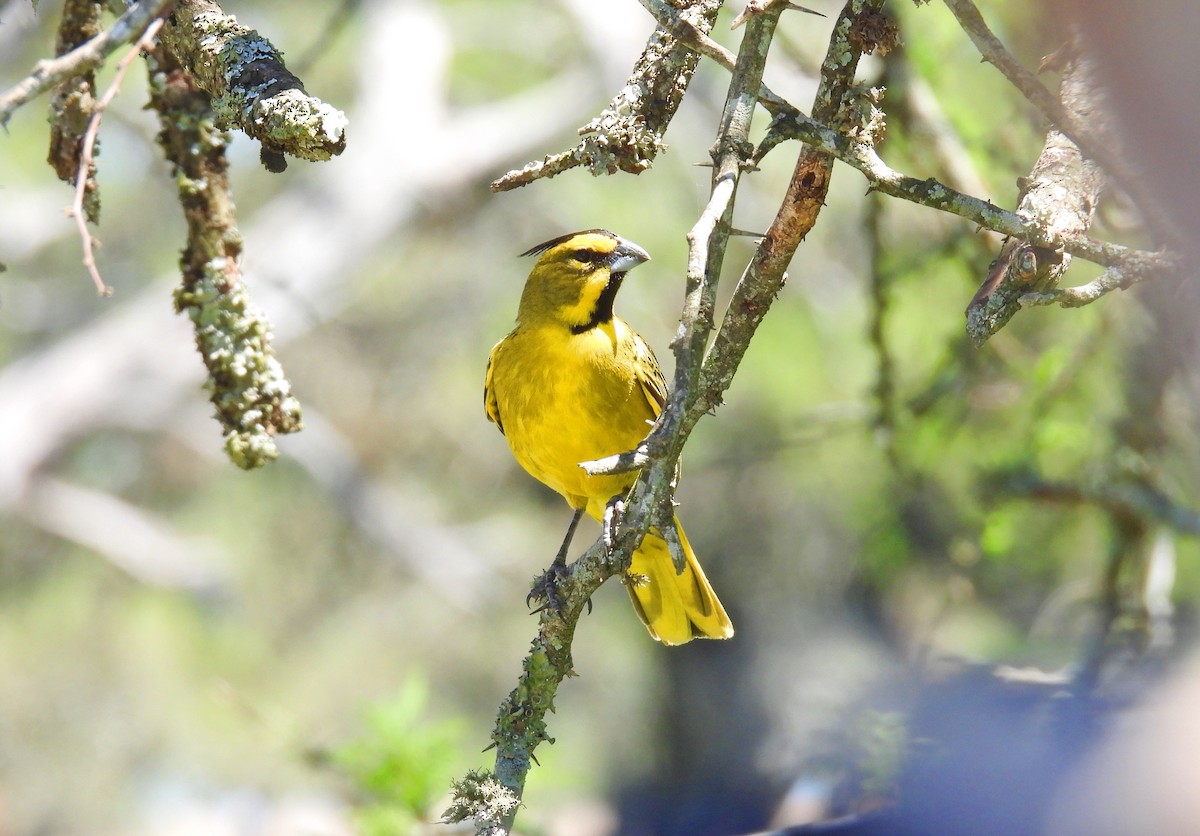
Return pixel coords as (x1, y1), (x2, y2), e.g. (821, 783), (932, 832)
(488, 318), (655, 514)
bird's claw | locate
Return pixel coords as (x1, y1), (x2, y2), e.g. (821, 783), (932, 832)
(526, 559), (593, 617)
(603, 496), (626, 551)
(526, 559), (568, 614)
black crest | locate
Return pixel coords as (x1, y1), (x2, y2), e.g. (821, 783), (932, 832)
(519, 229), (616, 258)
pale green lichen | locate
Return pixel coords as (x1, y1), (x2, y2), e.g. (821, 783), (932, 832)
(161, 2), (347, 162)
(175, 262), (302, 469)
(442, 769), (520, 829)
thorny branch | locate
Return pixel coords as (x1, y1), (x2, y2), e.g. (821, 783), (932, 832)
(695, 1), (892, 421)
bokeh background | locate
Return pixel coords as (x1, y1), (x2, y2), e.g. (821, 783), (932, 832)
(3, 1), (1199, 834)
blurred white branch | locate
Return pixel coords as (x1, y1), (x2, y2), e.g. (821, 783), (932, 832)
(282, 410), (510, 609)
(18, 477), (231, 592)
(0, 0), (587, 590)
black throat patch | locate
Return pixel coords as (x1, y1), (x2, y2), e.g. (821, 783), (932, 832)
(570, 272), (626, 334)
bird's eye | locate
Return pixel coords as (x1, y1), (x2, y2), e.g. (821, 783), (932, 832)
(571, 249), (605, 265)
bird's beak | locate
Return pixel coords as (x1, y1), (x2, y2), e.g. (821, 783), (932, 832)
(610, 238), (651, 274)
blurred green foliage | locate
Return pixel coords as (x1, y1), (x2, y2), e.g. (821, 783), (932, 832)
(0, 0), (1196, 833)
(332, 675), (469, 833)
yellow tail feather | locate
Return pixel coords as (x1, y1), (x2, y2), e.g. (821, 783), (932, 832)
(625, 516), (734, 646)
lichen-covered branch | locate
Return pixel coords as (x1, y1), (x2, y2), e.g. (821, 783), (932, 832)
(636, 0), (795, 114)
(158, 0), (347, 164)
(587, 0), (788, 487)
(0, 0), (174, 127)
(149, 45), (302, 469)
(490, 0), (721, 191)
(964, 46), (1106, 345)
(756, 102), (1171, 281)
(940, 0), (1180, 249)
(47, 0), (105, 224)
(1018, 260), (1167, 309)
(443, 532), (618, 835)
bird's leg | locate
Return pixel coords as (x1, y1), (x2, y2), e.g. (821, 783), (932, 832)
(527, 507), (586, 615)
(555, 506), (585, 565)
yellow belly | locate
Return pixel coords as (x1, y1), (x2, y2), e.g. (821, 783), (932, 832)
(490, 321), (654, 514)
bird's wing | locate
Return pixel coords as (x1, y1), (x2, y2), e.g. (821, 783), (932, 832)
(631, 330), (668, 419)
(484, 339), (505, 435)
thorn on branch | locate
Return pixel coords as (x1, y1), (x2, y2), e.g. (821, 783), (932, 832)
(580, 444), (652, 477)
(732, 0), (825, 29)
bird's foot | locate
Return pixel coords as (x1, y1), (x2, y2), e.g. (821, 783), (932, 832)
(527, 558), (571, 616)
(602, 495), (626, 551)
(527, 557), (593, 617)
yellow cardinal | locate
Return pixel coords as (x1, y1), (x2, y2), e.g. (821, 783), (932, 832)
(484, 229), (733, 645)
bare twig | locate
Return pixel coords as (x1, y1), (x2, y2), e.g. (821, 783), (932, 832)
(0, 0), (174, 127)
(68, 17), (165, 296)
(47, 0), (104, 222)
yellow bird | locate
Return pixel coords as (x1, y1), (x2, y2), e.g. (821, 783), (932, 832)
(484, 229), (733, 645)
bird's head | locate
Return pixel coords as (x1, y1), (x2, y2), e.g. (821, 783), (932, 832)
(516, 229), (650, 332)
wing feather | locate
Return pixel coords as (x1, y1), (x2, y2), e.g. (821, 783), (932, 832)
(484, 339), (505, 434)
(631, 330), (668, 418)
